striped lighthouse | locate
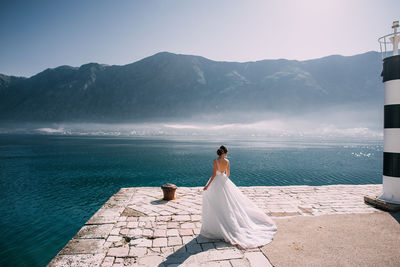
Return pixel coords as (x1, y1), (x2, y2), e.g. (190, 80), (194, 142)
(377, 21), (400, 205)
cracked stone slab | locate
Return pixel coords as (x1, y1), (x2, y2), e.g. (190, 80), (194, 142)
(59, 239), (105, 255)
(86, 209), (123, 224)
(47, 253), (106, 267)
(138, 255), (164, 266)
(196, 248), (243, 262)
(230, 258), (251, 267)
(75, 224), (114, 239)
(244, 252), (273, 267)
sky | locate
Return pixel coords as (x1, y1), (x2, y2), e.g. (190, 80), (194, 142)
(1, 0), (399, 77)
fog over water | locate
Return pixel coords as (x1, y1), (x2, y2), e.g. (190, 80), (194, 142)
(0, 105), (383, 139)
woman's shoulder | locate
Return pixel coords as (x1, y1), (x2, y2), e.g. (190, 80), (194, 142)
(214, 158), (228, 164)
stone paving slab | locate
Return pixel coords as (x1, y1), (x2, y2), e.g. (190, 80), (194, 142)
(48, 184), (383, 267)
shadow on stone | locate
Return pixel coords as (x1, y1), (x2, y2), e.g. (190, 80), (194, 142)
(150, 199), (168, 205)
(158, 237), (213, 266)
(389, 210), (400, 223)
(121, 207), (147, 217)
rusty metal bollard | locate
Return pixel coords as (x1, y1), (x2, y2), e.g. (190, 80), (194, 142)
(161, 183), (178, 200)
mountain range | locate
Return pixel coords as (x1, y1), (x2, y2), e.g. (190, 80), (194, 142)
(0, 51), (384, 124)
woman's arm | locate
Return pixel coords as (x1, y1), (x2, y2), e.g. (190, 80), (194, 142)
(203, 160), (217, 190)
(226, 160), (230, 178)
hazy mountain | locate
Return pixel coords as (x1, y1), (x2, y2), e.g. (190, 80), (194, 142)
(0, 51), (383, 124)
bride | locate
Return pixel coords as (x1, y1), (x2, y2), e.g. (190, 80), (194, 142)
(200, 145), (277, 249)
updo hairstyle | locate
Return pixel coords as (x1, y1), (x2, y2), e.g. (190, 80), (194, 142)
(216, 145), (228, 156)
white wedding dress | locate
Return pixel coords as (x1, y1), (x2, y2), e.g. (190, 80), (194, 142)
(200, 159), (278, 249)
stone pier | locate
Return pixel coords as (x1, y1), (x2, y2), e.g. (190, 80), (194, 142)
(48, 184), (384, 266)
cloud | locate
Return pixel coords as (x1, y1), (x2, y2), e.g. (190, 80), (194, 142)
(35, 127), (66, 133)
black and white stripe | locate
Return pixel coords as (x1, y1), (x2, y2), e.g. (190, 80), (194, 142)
(379, 55), (400, 204)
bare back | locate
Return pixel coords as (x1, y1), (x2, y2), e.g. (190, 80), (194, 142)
(215, 158), (229, 173)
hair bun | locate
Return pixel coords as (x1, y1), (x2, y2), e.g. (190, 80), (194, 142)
(216, 145), (228, 156)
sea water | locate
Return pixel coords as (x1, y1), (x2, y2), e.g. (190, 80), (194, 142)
(0, 134), (382, 266)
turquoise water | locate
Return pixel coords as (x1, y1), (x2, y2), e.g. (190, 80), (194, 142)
(0, 134), (382, 266)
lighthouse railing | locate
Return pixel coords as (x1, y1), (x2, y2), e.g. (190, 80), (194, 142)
(378, 32), (399, 59)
